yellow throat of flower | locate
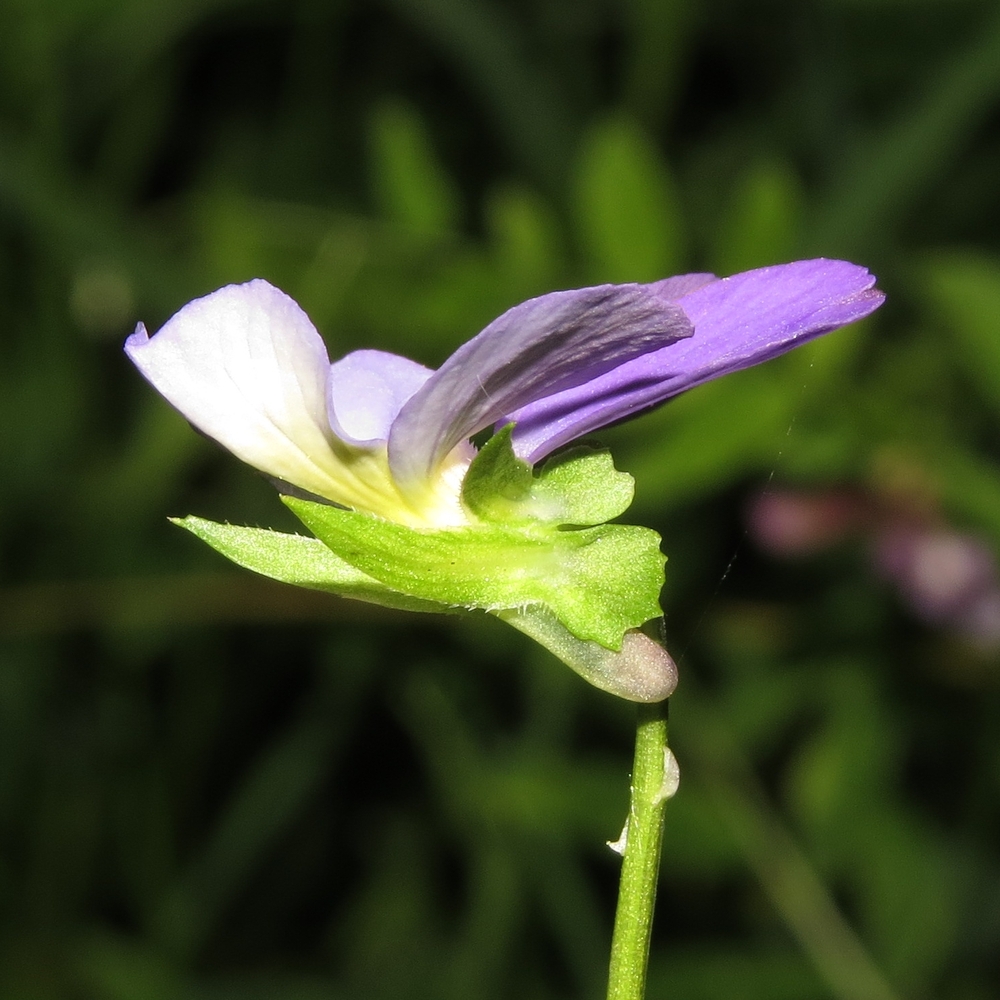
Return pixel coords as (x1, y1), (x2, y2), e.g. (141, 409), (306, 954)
(296, 438), (477, 529)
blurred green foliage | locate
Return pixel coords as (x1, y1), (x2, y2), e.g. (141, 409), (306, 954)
(2, 1), (1000, 998)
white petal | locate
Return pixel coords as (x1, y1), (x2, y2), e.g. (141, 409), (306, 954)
(126, 280), (348, 500)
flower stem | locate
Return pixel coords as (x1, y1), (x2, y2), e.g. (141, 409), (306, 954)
(606, 700), (671, 1000)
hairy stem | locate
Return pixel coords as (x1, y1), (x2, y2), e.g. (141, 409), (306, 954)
(606, 700), (672, 1000)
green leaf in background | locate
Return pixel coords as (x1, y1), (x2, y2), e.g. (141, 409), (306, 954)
(936, 448), (1000, 542)
(485, 185), (564, 295)
(922, 251), (1000, 416)
(461, 426), (634, 526)
(573, 115), (685, 282)
(622, 0), (693, 131)
(369, 100), (461, 236)
(284, 496), (664, 649)
(712, 159), (803, 276)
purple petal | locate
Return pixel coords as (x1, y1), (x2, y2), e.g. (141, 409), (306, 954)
(387, 284), (693, 491)
(328, 349), (433, 447)
(126, 279), (351, 500)
(874, 526), (997, 624)
(508, 259), (885, 462)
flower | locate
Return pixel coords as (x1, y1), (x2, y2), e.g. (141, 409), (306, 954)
(126, 258), (883, 702)
(746, 489), (868, 557)
(874, 526), (998, 625)
(127, 259), (883, 527)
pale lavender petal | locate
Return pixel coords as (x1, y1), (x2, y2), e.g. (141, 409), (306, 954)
(388, 284), (693, 490)
(957, 590), (1000, 649)
(874, 527), (997, 623)
(648, 273), (718, 299)
(327, 349), (433, 447)
(126, 279), (350, 499)
(508, 259), (885, 462)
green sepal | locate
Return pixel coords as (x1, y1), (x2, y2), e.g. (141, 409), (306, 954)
(496, 605), (677, 703)
(460, 425), (533, 519)
(461, 425), (635, 525)
(172, 516), (454, 614)
(284, 496), (665, 650)
(172, 513), (672, 701)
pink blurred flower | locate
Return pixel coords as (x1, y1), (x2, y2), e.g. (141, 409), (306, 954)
(745, 489), (867, 556)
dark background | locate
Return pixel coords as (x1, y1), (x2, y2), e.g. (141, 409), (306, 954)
(2, 1), (1000, 997)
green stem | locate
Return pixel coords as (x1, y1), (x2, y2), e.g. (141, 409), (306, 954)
(606, 700), (671, 1000)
